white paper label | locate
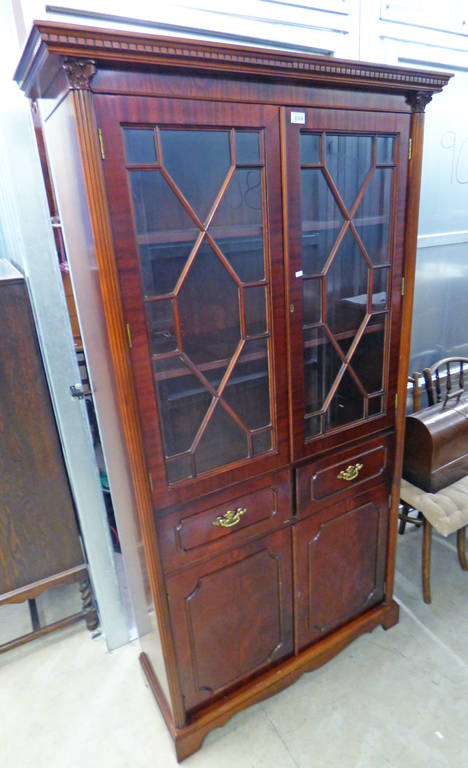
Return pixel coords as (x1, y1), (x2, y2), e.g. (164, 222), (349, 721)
(291, 111), (305, 124)
(295, 270), (304, 278)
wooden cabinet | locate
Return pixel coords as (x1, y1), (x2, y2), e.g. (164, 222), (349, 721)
(0, 260), (97, 650)
(15, 22), (450, 760)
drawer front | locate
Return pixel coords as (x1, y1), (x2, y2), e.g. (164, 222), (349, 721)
(157, 470), (292, 573)
(296, 434), (394, 517)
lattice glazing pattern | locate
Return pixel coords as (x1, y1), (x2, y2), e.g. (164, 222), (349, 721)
(300, 132), (395, 438)
(124, 127), (273, 482)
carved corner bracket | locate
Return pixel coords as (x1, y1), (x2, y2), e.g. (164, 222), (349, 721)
(62, 58), (97, 90)
(406, 90), (433, 113)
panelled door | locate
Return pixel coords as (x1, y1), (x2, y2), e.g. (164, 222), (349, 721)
(284, 108), (410, 460)
(95, 96), (289, 509)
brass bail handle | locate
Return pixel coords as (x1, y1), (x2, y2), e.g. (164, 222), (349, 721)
(337, 463), (363, 481)
(212, 507), (247, 528)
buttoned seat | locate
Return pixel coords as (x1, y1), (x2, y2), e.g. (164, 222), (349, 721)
(399, 360), (468, 603)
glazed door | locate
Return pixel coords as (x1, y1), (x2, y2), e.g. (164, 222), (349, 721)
(294, 485), (389, 651)
(284, 108), (410, 460)
(96, 96), (288, 508)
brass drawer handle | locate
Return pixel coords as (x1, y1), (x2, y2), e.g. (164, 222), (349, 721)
(212, 507), (247, 528)
(337, 463), (363, 481)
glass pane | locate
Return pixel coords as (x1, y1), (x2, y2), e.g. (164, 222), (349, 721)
(178, 239), (240, 375)
(368, 396), (383, 416)
(160, 129), (231, 222)
(209, 168), (265, 282)
(326, 135), (372, 211)
(325, 229), (369, 335)
(355, 168), (393, 265)
(153, 356), (213, 457)
(223, 338), (271, 432)
(302, 277), (321, 326)
(327, 369), (364, 429)
(252, 430), (272, 455)
(349, 322), (386, 393)
(123, 128), (157, 165)
(376, 136), (394, 165)
(146, 299), (177, 355)
(372, 267), (389, 310)
(301, 169), (343, 275)
(166, 454), (192, 484)
(300, 133), (320, 165)
(194, 402), (248, 475)
(303, 326), (343, 416)
(129, 170), (199, 295)
(244, 286), (267, 336)
(304, 414), (322, 439)
(236, 131), (260, 165)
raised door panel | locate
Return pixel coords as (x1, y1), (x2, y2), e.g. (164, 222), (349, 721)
(294, 485), (388, 651)
(284, 108), (410, 460)
(95, 95), (288, 510)
(166, 528), (293, 712)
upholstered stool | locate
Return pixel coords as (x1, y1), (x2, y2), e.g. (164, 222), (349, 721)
(400, 476), (468, 603)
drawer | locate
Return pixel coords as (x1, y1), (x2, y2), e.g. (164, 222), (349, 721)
(296, 434), (394, 517)
(156, 469), (292, 573)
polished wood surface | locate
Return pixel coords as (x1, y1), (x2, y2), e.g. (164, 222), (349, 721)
(13, 24), (449, 761)
(0, 262), (97, 646)
(166, 527), (293, 712)
(0, 268), (84, 593)
(294, 486), (388, 651)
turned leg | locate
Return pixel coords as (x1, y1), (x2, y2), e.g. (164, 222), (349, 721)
(457, 527), (468, 570)
(422, 516), (432, 604)
(80, 578), (99, 632)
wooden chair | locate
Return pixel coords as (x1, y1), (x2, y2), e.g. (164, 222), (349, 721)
(399, 361), (468, 603)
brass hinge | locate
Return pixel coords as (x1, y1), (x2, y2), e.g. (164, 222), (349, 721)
(408, 138), (412, 160)
(401, 276), (405, 296)
(388, 494), (392, 509)
(97, 128), (105, 160)
(148, 473), (154, 492)
(395, 393), (398, 410)
(126, 322), (132, 349)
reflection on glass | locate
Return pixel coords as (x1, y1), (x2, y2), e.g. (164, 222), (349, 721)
(368, 396), (383, 416)
(300, 133), (320, 165)
(127, 126), (273, 481)
(160, 129), (231, 221)
(303, 326), (342, 417)
(349, 324), (385, 393)
(178, 239), (240, 373)
(153, 356), (213, 458)
(210, 168), (265, 282)
(123, 128), (157, 165)
(146, 299), (177, 355)
(166, 454), (192, 484)
(355, 168), (393, 265)
(325, 229), (368, 335)
(371, 267), (389, 310)
(252, 430), (272, 455)
(223, 338), (271, 431)
(326, 135), (372, 211)
(301, 169), (343, 275)
(304, 414), (322, 439)
(327, 368), (364, 429)
(244, 286), (267, 336)
(194, 402), (248, 475)
(376, 136), (394, 165)
(236, 131), (260, 165)
(129, 170), (199, 296)
(302, 277), (321, 326)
